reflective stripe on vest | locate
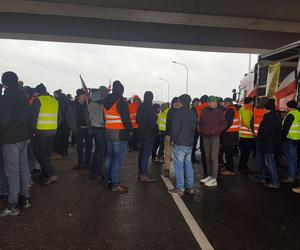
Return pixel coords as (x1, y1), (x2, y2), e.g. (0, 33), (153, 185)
(253, 108), (266, 136)
(283, 110), (300, 140)
(239, 105), (255, 138)
(157, 108), (169, 131)
(37, 96), (59, 131)
(104, 101), (125, 130)
(225, 106), (240, 133)
(129, 102), (139, 129)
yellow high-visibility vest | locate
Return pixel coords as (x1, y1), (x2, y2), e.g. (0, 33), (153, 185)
(157, 108), (169, 132)
(37, 96), (59, 131)
(283, 110), (300, 140)
(239, 105), (255, 138)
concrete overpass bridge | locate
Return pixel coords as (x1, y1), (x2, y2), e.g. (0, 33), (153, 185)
(0, 0), (300, 53)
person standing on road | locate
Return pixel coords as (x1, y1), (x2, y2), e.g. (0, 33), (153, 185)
(168, 94), (197, 196)
(67, 89), (93, 170)
(0, 72), (32, 216)
(199, 96), (227, 187)
(282, 100), (300, 183)
(256, 99), (281, 188)
(164, 97), (181, 177)
(238, 97), (255, 175)
(89, 86), (108, 181)
(136, 91), (158, 183)
(220, 98), (239, 176)
(32, 83), (60, 186)
(103, 81), (132, 192)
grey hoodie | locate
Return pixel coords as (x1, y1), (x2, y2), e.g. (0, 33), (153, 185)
(89, 86), (108, 128)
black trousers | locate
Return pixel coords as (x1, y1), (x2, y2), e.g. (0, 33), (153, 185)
(33, 135), (56, 178)
(200, 136), (208, 176)
(128, 128), (139, 151)
(238, 138), (255, 170)
(192, 132), (199, 162)
(158, 133), (165, 158)
(54, 121), (70, 155)
(91, 128), (105, 178)
(222, 145), (235, 172)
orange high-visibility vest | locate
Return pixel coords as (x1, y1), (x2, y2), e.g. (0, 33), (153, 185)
(225, 106), (240, 133)
(196, 102), (209, 119)
(129, 102), (139, 129)
(104, 101), (125, 130)
(253, 108), (266, 136)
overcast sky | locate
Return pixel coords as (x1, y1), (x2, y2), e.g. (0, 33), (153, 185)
(0, 38), (257, 102)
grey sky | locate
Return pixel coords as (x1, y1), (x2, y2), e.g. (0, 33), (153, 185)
(0, 38), (257, 101)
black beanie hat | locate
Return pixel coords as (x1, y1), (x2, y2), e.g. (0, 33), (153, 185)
(179, 94), (192, 107)
(1, 71), (18, 87)
(200, 95), (208, 103)
(112, 80), (124, 96)
(171, 97), (179, 105)
(244, 97), (253, 104)
(264, 99), (276, 111)
(35, 83), (47, 94)
(287, 100), (297, 109)
(144, 91), (153, 102)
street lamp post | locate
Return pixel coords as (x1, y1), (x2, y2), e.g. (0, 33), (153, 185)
(154, 85), (162, 101)
(158, 77), (170, 103)
(173, 61), (189, 94)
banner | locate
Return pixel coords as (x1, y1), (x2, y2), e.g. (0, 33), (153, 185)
(266, 63), (281, 98)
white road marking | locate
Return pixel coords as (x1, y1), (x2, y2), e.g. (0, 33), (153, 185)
(161, 175), (214, 250)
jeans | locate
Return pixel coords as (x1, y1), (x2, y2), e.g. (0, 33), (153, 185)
(282, 140), (298, 180)
(138, 137), (154, 176)
(239, 138), (255, 170)
(152, 135), (160, 159)
(33, 135), (56, 178)
(76, 127), (93, 168)
(91, 128), (105, 178)
(158, 133), (165, 158)
(2, 141), (30, 204)
(128, 129), (139, 151)
(203, 136), (220, 179)
(172, 145), (194, 191)
(222, 145), (235, 172)
(0, 145), (8, 196)
(256, 151), (265, 175)
(258, 153), (279, 186)
(104, 141), (128, 186)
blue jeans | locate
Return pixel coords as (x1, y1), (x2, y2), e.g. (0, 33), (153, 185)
(104, 141), (128, 187)
(76, 127), (93, 168)
(2, 141), (31, 204)
(172, 145), (194, 191)
(258, 153), (279, 186)
(283, 140), (298, 180)
(138, 137), (154, 176)
(256, 151), (265, 175)
(0, 145), (8, 196)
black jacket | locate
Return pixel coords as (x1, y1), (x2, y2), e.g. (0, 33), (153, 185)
(221, 107), (239, 146)
(166, 108), (176, 136)
(136, 100), (158, 138)
(257, 111), (282, 153)
(171, 106), (197, 147)
(0, 86), (32, 144)
(104, 92), (132, 141)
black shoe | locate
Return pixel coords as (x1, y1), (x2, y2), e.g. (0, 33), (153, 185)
(0, 204), (20, 217)
(104, 182), (112, 190)
(19, 196), (31, 209)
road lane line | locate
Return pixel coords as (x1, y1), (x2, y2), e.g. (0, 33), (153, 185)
(161, 176), (214, 250)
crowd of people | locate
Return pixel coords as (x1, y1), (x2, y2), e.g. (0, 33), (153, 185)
(1, 70), (300, 217)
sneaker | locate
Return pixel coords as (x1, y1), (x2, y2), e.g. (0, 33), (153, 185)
(281, 177), (295, 183)
(19, 196), (31, 209)
(168, 188), (184, 196)
(139, 175), (156, 183)
(112, 185), (128, 193)
(292, 187), (300, 194)
(264, 183), (280, 189)
(42, 175), (58, 186)
(164, 169), (170, 178)
(0, 204), (20, 217)
(205, 178), (218, 187)
(200, 176), (212, 184)
(220, 170), (235, 176)
(185, 188), (195, 195)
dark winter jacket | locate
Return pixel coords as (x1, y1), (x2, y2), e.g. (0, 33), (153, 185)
(103, 92), (132, 141)
(136, 100), (158, 138)
(257, 110), (282, 153)
(166, 108), (176, 136)
(67, 101), (92, 136)
(0, 86), (32, 144)
(221, 107), (239, 146)
(199, 107), (227, 137)
(171, 106), (197, 147)
(282, 113), (294, 140)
